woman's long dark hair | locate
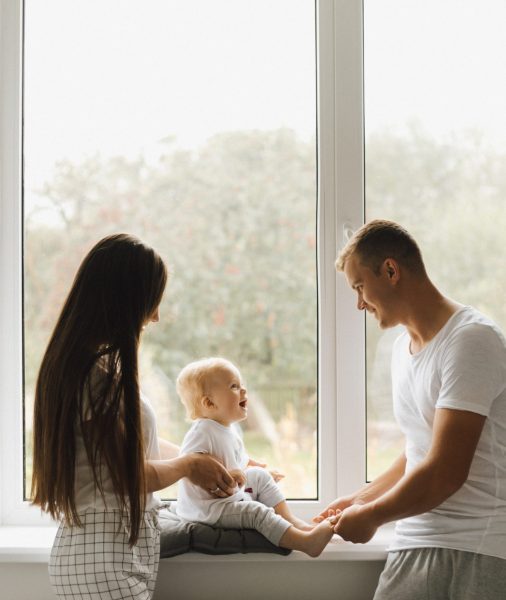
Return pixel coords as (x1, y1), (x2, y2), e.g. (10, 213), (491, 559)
(31, 234), (167, 546)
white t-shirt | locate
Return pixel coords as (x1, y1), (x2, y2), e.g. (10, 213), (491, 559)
(74, 369), (162, 512)
(390, 306), (506, 559)
(176, 418), (249, 523)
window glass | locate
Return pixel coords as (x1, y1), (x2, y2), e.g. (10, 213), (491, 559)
(24, 0), (317, 499)
(364, 0), (506, 479)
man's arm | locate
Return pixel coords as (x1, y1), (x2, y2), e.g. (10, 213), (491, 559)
(314, 452), (406, 521)
(334, 408), (486, 543)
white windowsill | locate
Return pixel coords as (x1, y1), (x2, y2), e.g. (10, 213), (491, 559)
(0, 525), (391, 564)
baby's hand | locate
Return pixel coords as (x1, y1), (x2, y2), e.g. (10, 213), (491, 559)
(269, 469), (285, 483)
(228, 469), (247, 488)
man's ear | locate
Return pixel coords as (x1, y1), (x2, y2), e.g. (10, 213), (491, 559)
(383, 259), (400, 283)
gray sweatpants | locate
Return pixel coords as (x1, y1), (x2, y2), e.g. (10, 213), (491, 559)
(374, 547), (506, 600)
(213, 467), (290, 546)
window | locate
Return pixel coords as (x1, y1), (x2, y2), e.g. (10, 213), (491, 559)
(1, 0), (364, 525)
(23, 0), (318, 501)
(364, 0), (506, 480)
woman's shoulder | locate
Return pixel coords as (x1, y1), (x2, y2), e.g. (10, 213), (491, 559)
(140, 392), (157, 421)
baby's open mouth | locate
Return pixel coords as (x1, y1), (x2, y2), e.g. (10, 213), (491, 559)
(239, 400), (248, 408)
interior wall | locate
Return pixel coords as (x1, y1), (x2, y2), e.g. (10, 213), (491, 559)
(0, 559), (385, 600)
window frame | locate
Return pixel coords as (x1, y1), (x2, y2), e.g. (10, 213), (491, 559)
(0, 0), (365, 526)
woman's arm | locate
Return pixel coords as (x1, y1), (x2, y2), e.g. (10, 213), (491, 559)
(145, 453), (236, 497)
(158, 437), (180, 460)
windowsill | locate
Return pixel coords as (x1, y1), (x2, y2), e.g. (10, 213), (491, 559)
(0, 525), (391, 564)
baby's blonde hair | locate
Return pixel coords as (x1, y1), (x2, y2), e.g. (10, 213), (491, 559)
(176, 357), (238, 420)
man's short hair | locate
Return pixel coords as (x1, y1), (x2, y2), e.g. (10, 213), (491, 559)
(335, 219), (426, 275)
(176, 357), (236, 420)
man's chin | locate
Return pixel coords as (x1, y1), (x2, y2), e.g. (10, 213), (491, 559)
(369, 311), (394, 329)
(377, 316), (392, 329)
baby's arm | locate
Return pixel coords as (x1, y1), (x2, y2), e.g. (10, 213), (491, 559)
(267, 469), (285, 483)
(247, 458), (285, 483)
(248, 458), (267, 468)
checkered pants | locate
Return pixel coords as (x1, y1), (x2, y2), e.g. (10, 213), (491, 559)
(49, 509), (161, 600)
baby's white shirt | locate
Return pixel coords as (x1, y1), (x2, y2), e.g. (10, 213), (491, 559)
(176, 418), (249, 523)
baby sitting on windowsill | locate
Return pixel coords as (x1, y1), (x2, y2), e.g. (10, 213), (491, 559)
(174, 357), (336, 557)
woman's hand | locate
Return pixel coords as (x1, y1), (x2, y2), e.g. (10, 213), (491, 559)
(228, 469), (247, 488)
(185, 453), (236, 498)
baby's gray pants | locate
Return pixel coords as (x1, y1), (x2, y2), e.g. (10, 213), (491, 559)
(214, 467), (290, 546)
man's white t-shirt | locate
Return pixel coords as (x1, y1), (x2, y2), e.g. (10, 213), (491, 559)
(176, 418), (249, 523)
(74, 369), (162, 512)
(390, 306), (506, 559)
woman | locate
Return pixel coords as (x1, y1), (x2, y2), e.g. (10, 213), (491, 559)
(31, 233), (235, 599)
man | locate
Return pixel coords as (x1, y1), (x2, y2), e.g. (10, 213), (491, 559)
(318, 220), (506, 599)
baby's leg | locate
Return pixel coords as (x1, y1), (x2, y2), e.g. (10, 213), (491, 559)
(274, 501), (314, 531)
(214, 500), (291, 547)
(215, 500), (335, 557)
(278, 518), (336, 557)
(246, 467), (313, 531)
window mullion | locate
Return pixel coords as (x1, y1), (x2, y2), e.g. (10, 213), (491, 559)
(0, 0), (30, 524)
(333, 0), (366, 498)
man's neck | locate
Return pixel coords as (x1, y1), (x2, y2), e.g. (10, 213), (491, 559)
(403, 282), (463, 354)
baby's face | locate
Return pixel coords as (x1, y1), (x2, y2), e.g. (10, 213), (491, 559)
(204, 365), (248, 426)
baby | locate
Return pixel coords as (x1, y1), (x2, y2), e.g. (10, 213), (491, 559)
(175, 357), (335, 557)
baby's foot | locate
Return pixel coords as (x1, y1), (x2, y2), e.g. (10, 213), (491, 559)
(304, 518), (335, 557)
(289, 516), (315, 531)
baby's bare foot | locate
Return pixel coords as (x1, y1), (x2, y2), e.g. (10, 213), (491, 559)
(304, 518), (335, 557)
(290, 516), (315, 531)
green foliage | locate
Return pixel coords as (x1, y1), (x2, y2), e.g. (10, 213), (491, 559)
(365, 122), (506, 480)
(26, 129), (317, 391)
(24, 128), (318, 497)
(24, 124), (506, 489)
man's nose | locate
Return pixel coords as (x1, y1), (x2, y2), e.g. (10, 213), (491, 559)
(357, 297), (366, 311)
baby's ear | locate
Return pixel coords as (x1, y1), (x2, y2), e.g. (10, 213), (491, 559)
(202, 395), (214, 410)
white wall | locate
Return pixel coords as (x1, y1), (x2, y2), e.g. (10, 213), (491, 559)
(0, 559), (385, 600)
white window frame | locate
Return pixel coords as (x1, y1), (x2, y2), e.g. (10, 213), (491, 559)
(0, 0), (365, 526)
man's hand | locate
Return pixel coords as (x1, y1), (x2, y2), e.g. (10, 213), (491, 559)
(228, 469), (247, 488)
(333, 503), (379, 544)
(185, 453), (236, 498)
(313, 495), (354, 523)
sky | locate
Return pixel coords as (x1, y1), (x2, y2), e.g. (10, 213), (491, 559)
(364, 0), (506, 144)
(24, 0), (506, 211)
(24, 0), (316, 198)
